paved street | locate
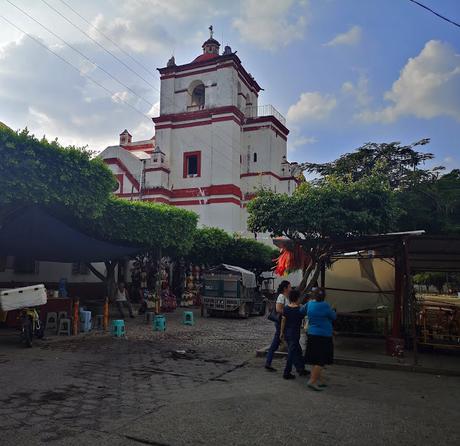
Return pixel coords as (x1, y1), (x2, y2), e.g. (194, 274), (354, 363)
(0, 310), (459, 446)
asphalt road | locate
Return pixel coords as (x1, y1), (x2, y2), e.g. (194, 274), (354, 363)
(0, 310), (459, 445)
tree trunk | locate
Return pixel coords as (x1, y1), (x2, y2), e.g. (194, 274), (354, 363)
(298, 261), (315, 293)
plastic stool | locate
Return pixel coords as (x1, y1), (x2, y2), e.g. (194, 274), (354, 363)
(95, 314), (104, 330)
(111, 319), (125, 337)
(57, 318), (71, 336)
(45, 312), (58, 331)
(79, 310), (92, 332)
(144, 311), (155, 324)
(57, 311), (68, 321)
(183, 311), (194, 326)
(153, 315), (166, 332)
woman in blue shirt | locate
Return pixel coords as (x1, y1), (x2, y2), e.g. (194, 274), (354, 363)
(305, 287), (336, 391)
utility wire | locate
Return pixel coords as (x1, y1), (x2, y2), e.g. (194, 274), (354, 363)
(39, 0), (157, 88)
(408, 0), (460, 29)
(57, 0), (157, 79)
(0, 14), (151, 122)
(6, 0), (155, 109)
(38, 0), (245, 157)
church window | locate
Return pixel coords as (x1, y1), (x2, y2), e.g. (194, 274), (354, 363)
(183, 151), (201, 178)
(191, 84), (205, 109)
(253, 152), (258, 163)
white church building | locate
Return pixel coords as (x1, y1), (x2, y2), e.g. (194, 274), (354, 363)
(100, 29), (300, 235)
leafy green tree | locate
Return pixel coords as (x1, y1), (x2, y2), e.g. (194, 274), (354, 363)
(300, 139), (441, 189)
(187, 227), (277, 275)
(413, 272), (447, 294)
(396, 169), (460, 235)
(0, 126), (199, 297)
(79, 198), (198, 298)
(247, 176), (400, 291)
(0, 126), (116, 219)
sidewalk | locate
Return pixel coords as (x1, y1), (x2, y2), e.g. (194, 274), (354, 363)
(256, 335), (460, 376)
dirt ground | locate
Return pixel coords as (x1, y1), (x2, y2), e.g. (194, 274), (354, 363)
(0, 308), (459, 445)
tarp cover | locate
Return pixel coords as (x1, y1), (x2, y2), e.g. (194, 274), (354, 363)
(325, 257), (395, 313)
(221, 264), (257, 288)
(0, 207), (140, 262)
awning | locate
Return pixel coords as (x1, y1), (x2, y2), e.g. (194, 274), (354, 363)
(0, 207), (141, 262)
(273, 233), (460, 272)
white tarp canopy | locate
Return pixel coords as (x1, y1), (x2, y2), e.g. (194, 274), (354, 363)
(325, 257), (395, 313)
(221, 264), (257, 288)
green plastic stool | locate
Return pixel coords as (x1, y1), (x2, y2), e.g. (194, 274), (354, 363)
(111, 319), (125, 337)
(153, 315), (166, 331)
(183, 311), (194, 326)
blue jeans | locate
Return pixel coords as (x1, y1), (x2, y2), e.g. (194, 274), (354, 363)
(284, 336), (305, 376)
(265, 322), (281, 366)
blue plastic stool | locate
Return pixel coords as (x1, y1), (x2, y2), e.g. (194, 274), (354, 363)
(111, 319), (125, 337)
(183, 311), (194, 326)
(153, 315), (166, 332)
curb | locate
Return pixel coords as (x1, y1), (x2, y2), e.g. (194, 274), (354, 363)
(256, 347), (460, 377)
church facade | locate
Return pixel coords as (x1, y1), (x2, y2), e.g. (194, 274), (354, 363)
(99, 30), (300, 235)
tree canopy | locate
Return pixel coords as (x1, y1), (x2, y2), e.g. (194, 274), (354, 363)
(0, 126), (116, 220)
(247, 176), (399, 290)
(188, 227), (277, 274)
(0, 126), (199, 254)
(299, 139), (459, 236)
(300, 139), (440, 189)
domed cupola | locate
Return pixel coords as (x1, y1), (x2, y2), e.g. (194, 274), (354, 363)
(202, 25), (220, 55)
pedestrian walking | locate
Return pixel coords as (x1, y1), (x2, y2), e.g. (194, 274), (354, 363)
(264, 280), (291, 372)
(305, 287), (336, 391)
(115, 282), (135, 319)
(280, 289), (309, 379)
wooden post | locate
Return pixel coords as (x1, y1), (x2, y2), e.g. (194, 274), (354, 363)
(73, 298), (79, 336)
(320, 262), (326, 288)
(402, 238), (418, 366)
(103, 297), (109, 331)
(392, 245), (403, 338)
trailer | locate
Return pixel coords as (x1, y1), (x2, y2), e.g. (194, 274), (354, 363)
(202, 264), (267, 318)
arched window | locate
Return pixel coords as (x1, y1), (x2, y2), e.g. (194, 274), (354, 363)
(191, 84), (205, 109)
(253, 152), (257, 163)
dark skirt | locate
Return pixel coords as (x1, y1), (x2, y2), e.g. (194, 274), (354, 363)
(305, 334), (334, 366)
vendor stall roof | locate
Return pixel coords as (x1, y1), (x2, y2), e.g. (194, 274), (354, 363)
(273, 233), (460, 272)
(0, 207), (141, 262)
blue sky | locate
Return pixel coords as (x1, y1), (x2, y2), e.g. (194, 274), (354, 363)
(0, 0), (459, 171)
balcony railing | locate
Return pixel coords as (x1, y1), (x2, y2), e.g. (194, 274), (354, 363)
(245, 105), (286, 126)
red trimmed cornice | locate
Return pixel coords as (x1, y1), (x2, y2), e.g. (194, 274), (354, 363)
(243, 125), (287, 141)
(153, 105), (244, 125)
(158, 54), (262, 95)
(244, 116), (289, 136)
(104, 158), (140, 190)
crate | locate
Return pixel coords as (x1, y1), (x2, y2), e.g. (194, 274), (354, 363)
(0, 284), (47, 311)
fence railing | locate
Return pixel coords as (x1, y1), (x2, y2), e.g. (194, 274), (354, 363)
(244, 105), (286, 125)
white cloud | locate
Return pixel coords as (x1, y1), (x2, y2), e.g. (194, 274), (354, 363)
(0, 37), (155, 152)
(360, 40), (460, 123)
(341, 75), (371, 106)
(324, 25), (361, 47)
(288, 135), (317, 153)
(287, 92), (337, 123)
(233, 0), (308, 51)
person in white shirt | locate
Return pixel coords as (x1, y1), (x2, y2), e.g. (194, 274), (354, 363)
(265, 280), (291, 371)
(115, 282), (134, 319)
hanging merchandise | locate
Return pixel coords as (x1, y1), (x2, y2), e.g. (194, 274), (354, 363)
(274, 244), (311, 276)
